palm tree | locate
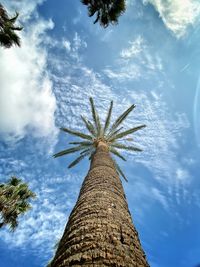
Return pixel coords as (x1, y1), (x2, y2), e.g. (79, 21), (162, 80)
(0, 176), (36, 231)
(81, 0), (126, 28)
(50, 98), (149, 266)
(0, 3), (23, 48)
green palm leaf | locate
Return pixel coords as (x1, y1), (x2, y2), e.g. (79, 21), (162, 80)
(109, 104), (136, 133)
(109, 147), (126, 161)
(69, 141), (92, 146)
(89, 97), (98, 129)
(68, 151), (91, 168)
(112, 158), (128, 182)
(103, 100), (113, 134)
(109, 124), (146, 142)
(106, 126), (123, 140)
(96, 114), (102, 136)
(60, 127), (93, 141)
(111, 143), (142, 152)
(81, 116), (96, 136)
(53, 146), (86, 158)
(80, 147), (94, 155)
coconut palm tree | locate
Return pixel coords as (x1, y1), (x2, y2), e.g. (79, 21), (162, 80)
(0, 176), (36, 231)
(0, 3), (23, 48)
(81, 0), (126, 28)
(50, 98), (149, 266)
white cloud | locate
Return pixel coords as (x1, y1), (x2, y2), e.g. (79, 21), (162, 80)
(143, 0), (200, 38)
(176, 168), (190, 182)
(151, 187), (169, 210)
(120, 36), (144, 59)
(62, 39), (71, 52)
(0, 18), (57, 142)
(104, 35), (163, 81)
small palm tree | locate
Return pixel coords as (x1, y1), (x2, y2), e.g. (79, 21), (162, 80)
(0, 177), (36, 231)
(54, 97), (145, 181)
(81, 0), (126, 28)
(50, 98), (149, 266)
(0, 3), (23, 48)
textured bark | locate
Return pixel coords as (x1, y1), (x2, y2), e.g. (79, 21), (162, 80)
(51, 143), (149, 267)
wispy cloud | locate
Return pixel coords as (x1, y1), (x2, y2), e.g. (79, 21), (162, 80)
(143, 0), (200, 38)
(104, 35), (163, 82)
(120, 36), (144, 59)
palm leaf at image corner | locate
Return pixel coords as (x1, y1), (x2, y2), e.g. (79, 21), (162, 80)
(0, 4), (23, 48)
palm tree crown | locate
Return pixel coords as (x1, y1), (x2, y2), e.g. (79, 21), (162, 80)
(0, 177), (36, 230)
(0, 3), (23, 48)
(81, 0), (126, 28)
(54, 98), (146, 181)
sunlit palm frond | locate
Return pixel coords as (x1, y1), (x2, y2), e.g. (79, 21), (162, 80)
(112, 158), (128, 182)
(68, 151), (91, 169)
(89, 97), (98, 130)
(106, 126), (123, 140)
(53, 146), (86, 158)
(103, 100), (113, 134)
(89, 98), (102, 136)
(69, 141), (93, 146)
(0, 177), (35, 231)
(96, 113), (102, 136)
(111, 143), (142, 152)
(60, 127), (93, 141)
(80, 147), (94, 155)
(81, 116), (96, 136)
(109, 147), (126, 161)
(109, 104), (135, 133)
(109, 124), (146, 142)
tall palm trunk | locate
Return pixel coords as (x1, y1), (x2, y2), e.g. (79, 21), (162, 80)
(51, 142), (149, 266)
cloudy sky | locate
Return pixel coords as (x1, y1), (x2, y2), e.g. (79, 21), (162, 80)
(0, 0), (200, 266)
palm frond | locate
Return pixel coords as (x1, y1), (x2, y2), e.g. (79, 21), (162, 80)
(103, 100), (113, 134)
(89, 98), (102, 136)
(68, 151), (91, 168)
(106, 127), (123, 140)
(112, 158), (128, 182)
(80, 147), (94, 155)
(89, 97), (98, 129)
(109, 124), (146, 142)
(109, 104), (136, 133)
(109, 147), (126, 161)
(96, 114), (102, 136)
(81, 116), (96, 136)
(111, 143), (142, 152)
(8, 12), (19, 24)
(53, 146), (86, 158)
(69, 141), (92, 146)
(60, 127), (92, 141)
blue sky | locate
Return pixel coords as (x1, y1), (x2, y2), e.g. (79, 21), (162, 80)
(0, 0), (200, 266)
